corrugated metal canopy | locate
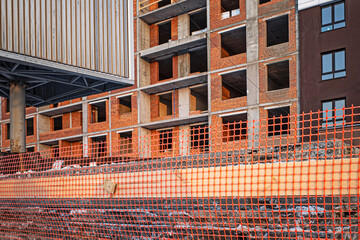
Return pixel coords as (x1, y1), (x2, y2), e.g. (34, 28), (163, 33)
(0, 51), (133, 107)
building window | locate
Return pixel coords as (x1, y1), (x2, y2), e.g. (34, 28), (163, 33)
(190, 85), (208, 112)
(221, 70), (247, 99)
(159, 129), (173, 152)
(321, 1), (345, 32)
(158, 21), (172, 45)
(119, 96), (132, 115)
(158, 57), (173, 81)
(267, 60), (289, 91)
(6, 123), (10, 140)
(322, 49), (346, 80)
(267, 15), (289, 47)
(259, 0), (271, 4)
(91, 135), (107, 158)
(222, 113), (247, 142)
(90, 100), (107, 123)
(221, 0), (240, 19)
(5, 99), (10, 113)
(190, 47), (208, 73)
(220, 27), (246, 58)
(53, 116), (63, 131)
(322, 99), (345, 127)
(26, 118), (34, 136)
(158, 93), (173, 117)
(191, 124), (209, 151)
(26, 146), (35, 153)
(267, 107), (290, 136)
(119, 131), (133, 156)
(190, 9), (207, 35)
(158, 0), (171, 8)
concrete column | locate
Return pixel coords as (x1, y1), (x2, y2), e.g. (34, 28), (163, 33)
(246, 0), (260, 148)
(178, 88), (190, 117)
(178, 53), (190, 78)
(9, 83), (26, 153)
(178, 14), (190, 40)
(179, 125), (190, 155)
(82, 97), (89, 157)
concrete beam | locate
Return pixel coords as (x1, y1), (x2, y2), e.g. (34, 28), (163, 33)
(9, 83), (26, 153)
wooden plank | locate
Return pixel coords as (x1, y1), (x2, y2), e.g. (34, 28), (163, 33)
(0, 158), (358, 199)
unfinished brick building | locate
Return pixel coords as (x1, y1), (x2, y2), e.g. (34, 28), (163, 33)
(0, 0), (299, 157)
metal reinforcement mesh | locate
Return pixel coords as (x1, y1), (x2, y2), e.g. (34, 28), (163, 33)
(0, 106), (359, 239)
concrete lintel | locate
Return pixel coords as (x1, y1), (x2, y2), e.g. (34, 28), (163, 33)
(140, 114), (208, 130)
(139, 0), (206, 25)
(139, 33), (207, 61)
(139, 72), (207, 94)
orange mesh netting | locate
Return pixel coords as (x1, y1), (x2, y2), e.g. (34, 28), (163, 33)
(0, 106), (359, 239)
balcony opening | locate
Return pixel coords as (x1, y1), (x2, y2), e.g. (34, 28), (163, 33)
(267, 107), (290, 136)
(221, 27), (246, 58)
(259, 0), (271, 4)
(222, 69), (247, 100)
(221, 0), (240, 19)
(158, 0), (171, 8)
(119, 96), (132, 115)
(53, 116), (63, 131)
(158, 21), (172, 45)
(191, 124), (209, 151)
(190, 9), (207, 35)
(91, 135), (107, 158)
(119, 131), (133, 156)
(222, 113), (247, 142)
(26, 118), (34, 136)
(267, 15), (289, 47)
(26, 146), (35, 152)
(6, 123), (10, 140)
(190, 85), (208, 112)
(267, 60), (289, 91)
(53, 103), (58, 108)
(158, 92), (173, 117)
(190, 47), (207, 73)
(158, 57), (173, 81)
(159, 129), (173, 152)
(91, 100), (107, 123)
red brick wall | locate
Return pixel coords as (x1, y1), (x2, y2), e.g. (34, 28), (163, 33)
(210, 0), (246, 30)
(111, 93), (138, 129)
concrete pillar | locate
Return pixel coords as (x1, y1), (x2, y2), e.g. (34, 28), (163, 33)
(178, 88), (190, 117)
(178, 14), (190, 40)
(246, 0), (260, 148)
(138, 92), (151, 124)
(179, 125), (190, 155)
(139, 127), (151, 158)
(9, 83), (26, 153)
(82, 97), (89, 157)
(178, 53), (190, 78)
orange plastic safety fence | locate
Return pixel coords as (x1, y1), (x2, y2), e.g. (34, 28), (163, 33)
(0, 106), (359, 239)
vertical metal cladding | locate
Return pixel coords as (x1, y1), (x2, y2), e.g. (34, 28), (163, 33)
(0, 0), (131, 77)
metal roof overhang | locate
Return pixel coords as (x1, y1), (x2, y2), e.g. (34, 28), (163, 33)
(139, 0), (207, 25)
(140, 114), (208, 130)
(0, 50), (134, 107)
